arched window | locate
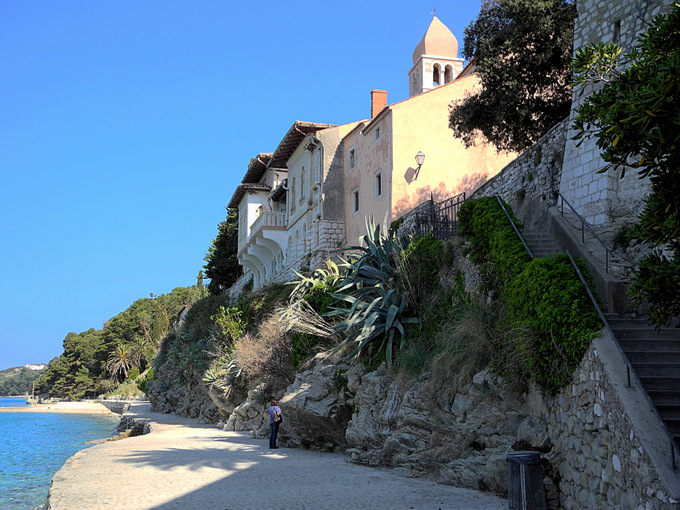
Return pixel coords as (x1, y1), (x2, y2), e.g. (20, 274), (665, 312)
(433, 64), (441, 86)
(291, 177), (297, 212)
(444, 65), (453, 84)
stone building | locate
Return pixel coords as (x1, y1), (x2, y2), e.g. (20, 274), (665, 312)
(560, 0), (673, 225)
(228, 16), (513, 290)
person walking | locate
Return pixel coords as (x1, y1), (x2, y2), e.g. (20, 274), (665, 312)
(268, 399), (282, 449)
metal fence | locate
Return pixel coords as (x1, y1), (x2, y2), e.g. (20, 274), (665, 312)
(415, 192), (466, 240)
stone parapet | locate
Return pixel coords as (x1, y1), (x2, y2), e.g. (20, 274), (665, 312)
(471, 118), (568, 229)
(546, 332), (680, 509)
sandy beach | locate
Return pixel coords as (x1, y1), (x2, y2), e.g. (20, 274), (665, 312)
(42, 402), (508, 510)
(0, 401), (118, 415)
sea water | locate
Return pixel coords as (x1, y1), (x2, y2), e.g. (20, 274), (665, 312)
(0, 397), (119, 509)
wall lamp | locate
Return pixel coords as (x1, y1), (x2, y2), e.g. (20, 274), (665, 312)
(414, 151), (426, 180)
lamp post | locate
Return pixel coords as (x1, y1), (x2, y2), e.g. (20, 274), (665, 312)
(414, 151), (426, 180)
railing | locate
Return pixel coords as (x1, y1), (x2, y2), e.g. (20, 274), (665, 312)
(415, 192), (466, 240)
(565, 250), (679, 471)
(249, 211), (287, 237)
(495, 196), (534, 258)
(496, 199), (678, 471)
(557, 192), (615, 273)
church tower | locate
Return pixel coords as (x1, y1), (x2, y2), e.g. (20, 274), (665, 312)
(408, 16), (464, 97)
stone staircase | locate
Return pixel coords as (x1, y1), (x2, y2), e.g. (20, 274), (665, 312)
(522, 228), (563, 257)
(523, 227), (680, 448)
(609, 318), (680, 446)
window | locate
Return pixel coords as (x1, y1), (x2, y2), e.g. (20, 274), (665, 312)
(300, 167), (305, 200)
(375, 125), (381, 143)
(291, 177), (296, 212)
(349, 147), (356, 171)
(444, 65), (453, 84)
(433, 65), (440, 86)
(613, 20), (621, 43)
(375, 171), (382, 198)
(353, 189), (359, 214)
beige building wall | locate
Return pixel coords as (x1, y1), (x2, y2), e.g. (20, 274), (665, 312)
(343, 116), (394, 247)
(286, 122), (361, 265)
(343, 77), (516, 247)
(390, 75), (515, 219)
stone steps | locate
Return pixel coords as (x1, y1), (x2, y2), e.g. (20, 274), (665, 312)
(610, 318), (680, 443)
(522, 229), (564, 258)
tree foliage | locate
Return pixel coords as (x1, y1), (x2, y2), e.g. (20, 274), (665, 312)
(449, 0), (576, 152)
(36, 286), (200, 399)
(204, 208), (242, 295)
(571, 4), (680, 326)
(0, 367), (44, 396)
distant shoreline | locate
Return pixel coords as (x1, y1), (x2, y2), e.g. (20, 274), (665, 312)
(0, 402), (117, 415)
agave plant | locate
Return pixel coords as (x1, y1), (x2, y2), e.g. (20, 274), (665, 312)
(202, 358), (243, 389)
(328, 283), (419, 364)
(337, 216), (409, 292)
(288, 259), (342, 302)
(327, 216), (418, 365)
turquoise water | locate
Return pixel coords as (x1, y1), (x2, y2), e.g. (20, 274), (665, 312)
(0, 397), (119, 509)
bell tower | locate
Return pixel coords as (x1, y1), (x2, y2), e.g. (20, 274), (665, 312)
(408, 16), (464, 97)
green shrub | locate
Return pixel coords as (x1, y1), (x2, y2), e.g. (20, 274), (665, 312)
(289, 332), (329, 369)
(401, 234), (444, 302)
(458, 197), (602, 395)
(458, 196), (530, 285)
(303, 281), (337, 315)
(504, 255), (601, 395)
(211, 306), (246, 345)
(137, 368), (154, 394)
(125, 367), (140, 382)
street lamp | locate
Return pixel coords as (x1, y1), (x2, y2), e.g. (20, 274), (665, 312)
(414, 151), (426, 180)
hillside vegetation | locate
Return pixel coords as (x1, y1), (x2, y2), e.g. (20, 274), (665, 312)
(0, 366), (44, 396)
(147, 198), (601, 423)
(36, 285), (204, 400)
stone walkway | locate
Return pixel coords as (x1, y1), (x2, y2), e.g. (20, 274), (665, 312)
(46, 403), (508, 510)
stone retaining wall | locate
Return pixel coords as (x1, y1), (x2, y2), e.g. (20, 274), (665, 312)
(471, 118), (568, 229)
(395, 199), (435, 239)
(545, 335), (678, 509)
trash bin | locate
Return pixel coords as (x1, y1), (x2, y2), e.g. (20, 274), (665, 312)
(506, 451), (546, 510)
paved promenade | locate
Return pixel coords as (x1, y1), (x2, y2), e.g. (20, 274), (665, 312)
(46, 402), (508, 510)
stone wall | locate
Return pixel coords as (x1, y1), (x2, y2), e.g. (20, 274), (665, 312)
(394, 199), (435, 239)
(471, 118), (567, 229)
(545, 334), (679, 509)
(559, 0), (672, 225)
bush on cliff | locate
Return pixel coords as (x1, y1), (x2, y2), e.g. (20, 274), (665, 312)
(458, 197), (601, 395)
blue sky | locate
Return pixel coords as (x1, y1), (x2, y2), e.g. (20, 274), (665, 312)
(0, 1), (482, 370)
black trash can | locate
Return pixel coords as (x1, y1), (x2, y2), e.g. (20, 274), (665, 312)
(506, 451), (546, 510)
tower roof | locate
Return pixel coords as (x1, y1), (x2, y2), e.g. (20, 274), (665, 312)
(412, 16), (458, 64)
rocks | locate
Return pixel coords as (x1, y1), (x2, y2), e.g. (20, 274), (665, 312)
(224, 383), (270, 435)
(345, 366), (553, 497)
(277, 361), (354, 451)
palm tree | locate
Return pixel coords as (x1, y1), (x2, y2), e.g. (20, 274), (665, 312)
(107, 344), (140, 382)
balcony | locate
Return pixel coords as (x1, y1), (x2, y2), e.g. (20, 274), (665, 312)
(250, 211), (287, 238)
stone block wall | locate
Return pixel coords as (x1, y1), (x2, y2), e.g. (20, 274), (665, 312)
(545, 338), (677, 509)
(310, 219), (346, 269)
(471, 118), (568, 228)
(394, 199), (435, 239)
(559, 0), (672, 225)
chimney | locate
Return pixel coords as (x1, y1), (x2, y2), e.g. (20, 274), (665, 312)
(371, 90), (388, 118)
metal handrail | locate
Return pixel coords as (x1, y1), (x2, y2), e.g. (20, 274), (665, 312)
(494, 196), (534, 258)
(493, 196), (678, 470)
(565, 250), (679, 471)
(557, 192), (616, 273)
